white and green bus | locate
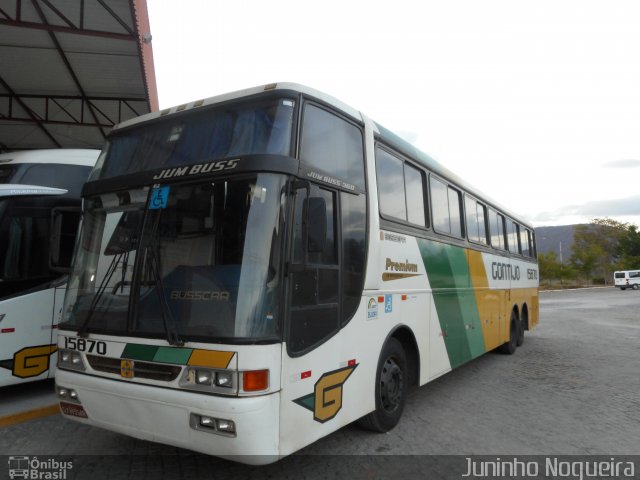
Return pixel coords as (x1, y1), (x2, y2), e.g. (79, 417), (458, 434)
(0, 149), (98, 387)
(55, 83), (538, 464)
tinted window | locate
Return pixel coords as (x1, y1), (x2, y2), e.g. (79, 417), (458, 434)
(0, 166), (15, 183)
(629, 271), (640, 279)
(375, 147), (426, 227)
(430, 177), (449, 233)
(506, 220), (520, 254)
(520, 228), (531, 257)
(405, 163), (426, 226)
(465, 196), (488, 244)
(341, 192), (366, 325)
(0, 199), (58, 298)
(376, 149), (406, 220)
(448, 188), (462, 237)
(100, 99), (295, 180)
(301, 105), (365, 190)
(489, 209), (505, 249)
(430, 176), (462, 238)
(21, 164), (91, 197)
(289, 184), (340, 354)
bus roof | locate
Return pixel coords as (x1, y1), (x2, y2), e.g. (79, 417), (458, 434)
(0, 149), (99, 167)
(110, 82), (533, 229)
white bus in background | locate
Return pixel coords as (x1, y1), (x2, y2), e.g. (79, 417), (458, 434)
(614, 270), (640, 290)
(0, 149), (99, 387)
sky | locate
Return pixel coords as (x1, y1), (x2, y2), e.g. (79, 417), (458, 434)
(146, 0), (640, 227)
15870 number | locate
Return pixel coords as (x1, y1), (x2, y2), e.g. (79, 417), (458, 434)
(64, 336), (107, 355)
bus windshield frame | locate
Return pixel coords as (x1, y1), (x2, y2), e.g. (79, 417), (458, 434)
(60, 173), (288, 344)
(90, 96), (297, 184)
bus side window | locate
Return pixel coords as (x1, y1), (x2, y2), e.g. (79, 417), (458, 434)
(300, 104), (365, 190)
(520, 227), (531, 257)
(376, 148), (407, 220)
(375, 146), (426, 227)
(506, 220), (520, 254)
(430, 176), (463, 238)
(465, 196), (488, 244)
(489, 209), (505, 250)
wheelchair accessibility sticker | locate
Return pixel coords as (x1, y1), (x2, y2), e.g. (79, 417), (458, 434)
(149, 186), (170, 209)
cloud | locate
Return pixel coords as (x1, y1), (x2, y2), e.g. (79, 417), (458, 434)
(534, 194), (640, 223)
(602, 159), (640, 168)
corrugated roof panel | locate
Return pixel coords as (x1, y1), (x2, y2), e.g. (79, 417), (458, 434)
(0, 0), (157, 151)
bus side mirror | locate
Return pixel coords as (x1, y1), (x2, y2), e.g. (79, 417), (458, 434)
(304, 197), (327, 253)
(50, 208), (81, 273)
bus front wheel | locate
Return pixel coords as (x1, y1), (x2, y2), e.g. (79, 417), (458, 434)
(357, 337), (407, 433)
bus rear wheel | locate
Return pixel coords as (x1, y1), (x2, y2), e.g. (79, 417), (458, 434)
(498, 312), (518, 355)
(516, 313), (525, 347)
(357, 337), (407, 433)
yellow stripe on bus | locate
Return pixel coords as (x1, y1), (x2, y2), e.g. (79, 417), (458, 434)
(187, 350), (234, 369)
(467, 250), (504, 351)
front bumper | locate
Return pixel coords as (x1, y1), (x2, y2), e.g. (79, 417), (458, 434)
(56, 369), (280, 465)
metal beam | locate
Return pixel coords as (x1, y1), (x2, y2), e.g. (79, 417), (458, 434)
(0, 75), (61, 147)
(0, 18), (136, 41)
(30, 0), (107, 140)
(0, 94), (146, 127)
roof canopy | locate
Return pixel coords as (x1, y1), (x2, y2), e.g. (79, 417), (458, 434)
(0, 0), (158, 151)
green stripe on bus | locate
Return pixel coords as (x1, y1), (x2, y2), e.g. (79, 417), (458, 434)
(153, 347), (193, 365)
(418, 239), (486, 368)
(121, 343), (158, 361)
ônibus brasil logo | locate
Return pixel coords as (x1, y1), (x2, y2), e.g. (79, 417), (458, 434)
(8, 456), (72, 479)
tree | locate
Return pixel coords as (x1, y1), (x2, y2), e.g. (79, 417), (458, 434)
(538, 251), (576, 284)
(539, 251), (561, 281)
(617, 224), (640, 269)
(570, 218), (628, 284)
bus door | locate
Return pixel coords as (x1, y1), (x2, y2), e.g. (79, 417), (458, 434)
(279, 183), (361, 453)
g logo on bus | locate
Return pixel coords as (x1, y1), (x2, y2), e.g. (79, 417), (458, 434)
(0, 344), (58, 378)
(293, 364), (358, 423)
(120, 359), (134, 378)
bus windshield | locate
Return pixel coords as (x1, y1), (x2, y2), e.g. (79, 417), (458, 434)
(92, 98), (295, 181)
(61, 173), (287, 343)
(0, 198), (56, 298)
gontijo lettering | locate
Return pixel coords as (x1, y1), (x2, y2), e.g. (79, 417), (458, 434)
(491, 262), (520, 281)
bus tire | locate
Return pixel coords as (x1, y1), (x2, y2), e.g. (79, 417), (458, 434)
(633, 284), (639, 290)
(498, 312), (518, 355)
(516, 313), (525, 347)
(357, 337), (407, 433)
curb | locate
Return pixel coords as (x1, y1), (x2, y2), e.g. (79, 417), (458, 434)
(0, 404), (60, 428)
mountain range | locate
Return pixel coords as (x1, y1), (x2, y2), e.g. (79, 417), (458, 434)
(534, 225), (579, 259)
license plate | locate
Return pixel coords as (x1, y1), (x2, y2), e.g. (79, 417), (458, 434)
(60, 401), (88, 419)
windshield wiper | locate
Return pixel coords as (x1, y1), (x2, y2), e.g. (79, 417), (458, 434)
(143, 213), (184, 347)
(145, 244), (184, 347)
(77, 252), (124, 338)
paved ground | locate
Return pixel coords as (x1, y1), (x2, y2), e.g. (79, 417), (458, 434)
(1, 288), (639, 479)
(0, 378), (55, 418)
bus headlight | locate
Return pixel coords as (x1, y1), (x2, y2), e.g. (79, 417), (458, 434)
(182, 367), (237, 394)
(189, 413), (236, 437)
(56, 384), (80, 403)
(196, 370), (213, 385)
(215, 371), (233, 388)
(57, 349), (86, 371)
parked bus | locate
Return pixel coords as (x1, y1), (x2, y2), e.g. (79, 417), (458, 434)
(55, 83), (538, 463)
(0, 149), (98, 387)
(614, 270), (640, 290)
